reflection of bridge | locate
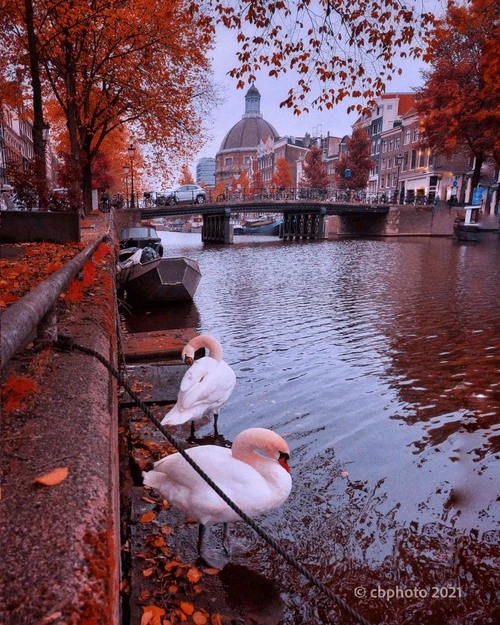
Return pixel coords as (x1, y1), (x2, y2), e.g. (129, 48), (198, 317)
(140, 201), (389, 243)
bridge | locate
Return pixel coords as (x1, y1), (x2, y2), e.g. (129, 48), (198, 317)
(140, 200), (390, 243)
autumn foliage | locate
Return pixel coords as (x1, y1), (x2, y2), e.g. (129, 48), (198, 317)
(211, 0), (436, 113)
(2, 0), (217, 210)
(416, 0), (499, 188)
(334, 127), (374, 190)
(300, 145), (329, 189)
(272, 157), (293, 189)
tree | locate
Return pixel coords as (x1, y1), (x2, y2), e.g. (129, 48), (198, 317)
(300, 145), (329, 189)
(272, 157), (293, 189)
(416, 0), (499, 192)
(334, 127), (374, 190)
(2, 0), (217, 212)
(236, 169), (249, 191)
(210, 0), (436, 113)
(179, 164), (194, 185)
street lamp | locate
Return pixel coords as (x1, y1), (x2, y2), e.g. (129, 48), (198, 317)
(395, 153), (404, 204)
(123, 165), (130, 208)
(128, 144), (136, 209)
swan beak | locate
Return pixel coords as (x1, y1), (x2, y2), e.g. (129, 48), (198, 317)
(278, 451), (290, 473)
(184, 356), (194, 366)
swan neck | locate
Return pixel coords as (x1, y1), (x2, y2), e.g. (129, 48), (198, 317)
(191, 335), (223, 361)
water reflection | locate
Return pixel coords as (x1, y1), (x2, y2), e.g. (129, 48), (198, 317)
(125, 231), (499, 624)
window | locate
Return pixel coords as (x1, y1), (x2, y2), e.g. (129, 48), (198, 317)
(395, 138), (400, 149)
(419, 151), (426, 168)
(411, 150), (417, 169)
(225, 157), (233, 166)
(244, 156), (251, 164)
(413, 129), (419, 142)
(404, 130), (411, 145)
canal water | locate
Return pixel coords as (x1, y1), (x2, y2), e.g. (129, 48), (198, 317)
(124, 231), (500, 625)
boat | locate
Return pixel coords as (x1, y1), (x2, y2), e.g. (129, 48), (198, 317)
(119, 226), (164, 256)
(233, 216), (284, 236)
(117, 226), (201, 304)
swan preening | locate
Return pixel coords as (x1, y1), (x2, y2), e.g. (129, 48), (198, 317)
(143, 427), (292, 556)
(161, 335), (236, 438)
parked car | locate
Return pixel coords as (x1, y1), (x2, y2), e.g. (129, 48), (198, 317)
(155, 184), (206, 206)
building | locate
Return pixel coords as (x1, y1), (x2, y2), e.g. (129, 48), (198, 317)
(196, 157), (215, 186)
(215, 85), (279, 187)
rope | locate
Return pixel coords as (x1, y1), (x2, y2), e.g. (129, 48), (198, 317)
(54, 335), (374, 625)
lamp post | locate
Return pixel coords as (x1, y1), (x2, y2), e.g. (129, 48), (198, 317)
(395, 153), (403, 204)
(123, 165), (130, 208)
(128, 144), (136, 209)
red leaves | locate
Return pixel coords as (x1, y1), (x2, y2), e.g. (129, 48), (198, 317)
(2, 373), (39, 413)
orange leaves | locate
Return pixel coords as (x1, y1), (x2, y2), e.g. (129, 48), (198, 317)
(2, 373), (39, 413)
(140, 511), (156, 524)
(0, 242), (81, 307)
(34, 467), (69, 486)
(217, 0), (436, 112)
(186, 567), (202, 584)
(141, 605), (165, 625)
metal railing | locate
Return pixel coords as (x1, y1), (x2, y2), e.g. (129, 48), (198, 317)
(0, 233), (109, 370)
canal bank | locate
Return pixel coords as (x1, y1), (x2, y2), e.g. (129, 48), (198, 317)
(0, 212), (122, 625)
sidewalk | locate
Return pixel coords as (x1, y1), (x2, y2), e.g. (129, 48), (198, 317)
(0, 212), (120, 625)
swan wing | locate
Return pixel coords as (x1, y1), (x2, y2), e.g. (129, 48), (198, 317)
(178, 359), (236, 410)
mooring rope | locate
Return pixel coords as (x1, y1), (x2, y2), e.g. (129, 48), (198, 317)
(55, 335), (374, 625)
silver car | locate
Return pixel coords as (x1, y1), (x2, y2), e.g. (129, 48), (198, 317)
(156, 184), (206, 206)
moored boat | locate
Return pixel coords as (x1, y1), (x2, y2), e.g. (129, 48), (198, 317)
(117, 226), (201, 304)
(233, 216), (283, 236)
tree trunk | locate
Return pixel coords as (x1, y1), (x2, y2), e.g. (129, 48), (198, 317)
(64, 36), (83, 213)
(24, 0), (48, 209)
(82, 151), (93, 214)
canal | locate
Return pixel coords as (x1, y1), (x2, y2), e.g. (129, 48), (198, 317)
(124, 231), (500, 625)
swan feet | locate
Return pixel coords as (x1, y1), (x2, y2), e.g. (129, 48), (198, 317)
(197, 523), (231, 569)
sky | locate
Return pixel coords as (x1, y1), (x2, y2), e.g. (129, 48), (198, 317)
(191, 26), (428, 173)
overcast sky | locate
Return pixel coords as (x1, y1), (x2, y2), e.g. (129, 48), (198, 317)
(191, 26), (427, 170)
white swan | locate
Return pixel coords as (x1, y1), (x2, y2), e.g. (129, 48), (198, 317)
(143, 427), (292, 555)
(161, 335), (236, 437)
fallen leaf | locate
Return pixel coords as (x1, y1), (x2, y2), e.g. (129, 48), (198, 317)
(34, 467), (69, 486)
(192, 611), (208, 625)
(341, 471), (349, 478)
(153, 536), (166, 548)
(179, 601), (194, 616)
(164, 560), (182, 571)
(211, 615), (223, 625)
(168, 584), (178, 593)
(203, 568), (220, 575)
(142, 605), (165, 625)
(175, 608), (188, 621)
(140, 511), (156, 523)
(143, 568), (154, 577)
(186, 567), (202, 584)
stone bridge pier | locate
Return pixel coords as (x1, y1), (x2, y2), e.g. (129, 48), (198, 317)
(281, 207), (327, 240)
(201, 208), (233, 244)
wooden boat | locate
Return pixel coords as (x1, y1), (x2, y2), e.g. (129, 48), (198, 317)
(117, 248), (201, 304)
(233, 216), (283, 235)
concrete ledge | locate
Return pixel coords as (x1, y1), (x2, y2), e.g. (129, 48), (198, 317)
(0, 210), (81, 243)
(0, 239), (120, 625)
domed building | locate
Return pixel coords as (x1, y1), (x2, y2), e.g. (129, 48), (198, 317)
(215, 85), (279, 186)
